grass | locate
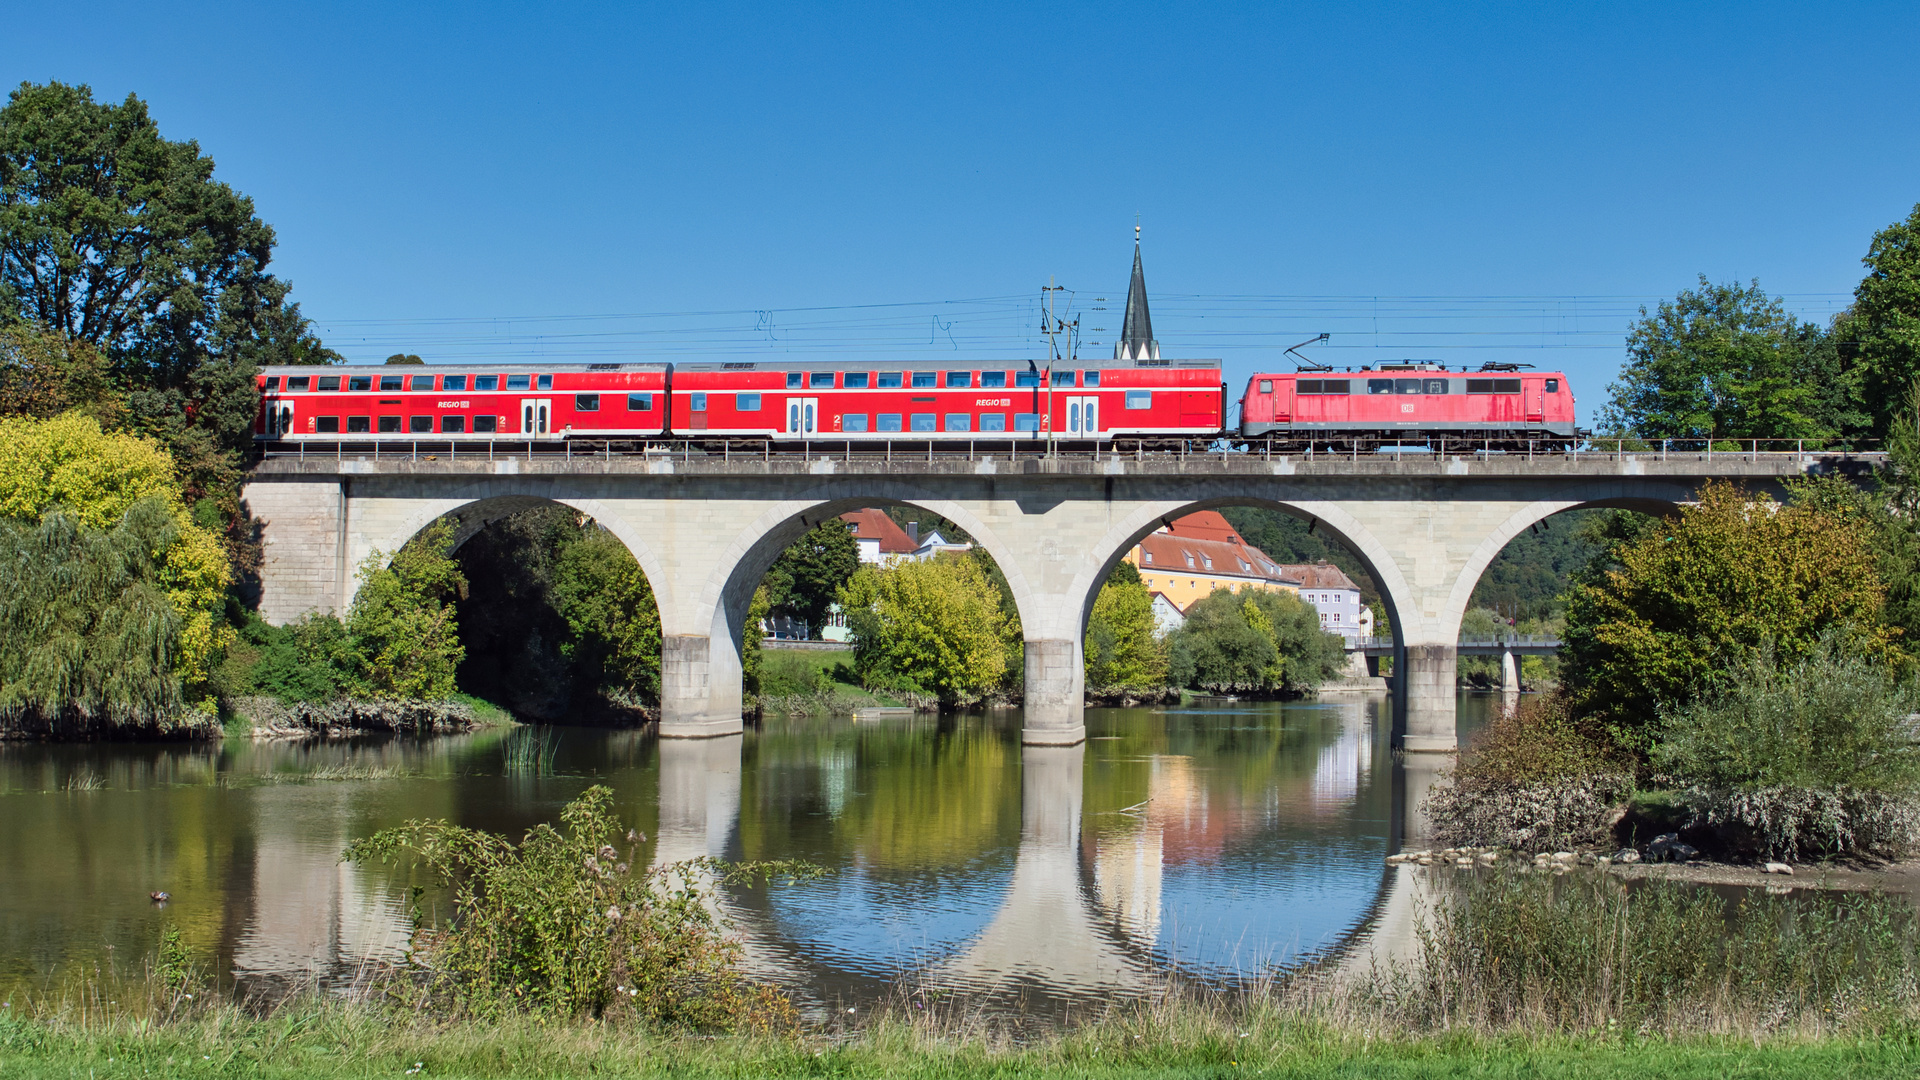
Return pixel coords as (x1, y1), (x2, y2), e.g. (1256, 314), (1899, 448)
(448, 693), (515, 726)
(501, 727), (561, 776)
(758, 648), (916, 713)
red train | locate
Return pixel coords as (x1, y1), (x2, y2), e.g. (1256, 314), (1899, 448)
(253, 358), (1579, 450)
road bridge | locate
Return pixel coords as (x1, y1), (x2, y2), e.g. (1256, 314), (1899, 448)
(240, 442), (1868, 753)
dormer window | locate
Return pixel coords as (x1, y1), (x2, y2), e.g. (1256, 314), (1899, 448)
(1202, 556), (1213, 569)
(1238, 559), (1250, 572)
(1143, 551), (1155, 565)
(1184, 552), (1195, 567)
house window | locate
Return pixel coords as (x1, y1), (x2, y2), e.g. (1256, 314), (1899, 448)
(348, 376), (372, 391)
(844, 372), (870, 389)
(911, 371), (937, 388)
(441, 416), (466, 433)
(318, 376), (341, 391)
(810, 371), (835, 389)
(380, 375), (404, 391)
(315, 416), (340, 433)
(628, 393), (653, 411)
(379, 416), (402, 433)
(877, 372), (903, 388)
(409, 416), (432, 433)
(347, 416), (371, 433)
(474, 375), (499, 391)
(1143, 552), (1155, 564)
(473, 415), (498, 433)
(410, 375), (434, 391)
(575, 394), (600, 411)
(443, 375), (467, 391)
(1184, 553), (1195, 567)
(1202, 556), (1213, 569)
(736, 393), (760, 411)
(1125, 390), (1152, 409)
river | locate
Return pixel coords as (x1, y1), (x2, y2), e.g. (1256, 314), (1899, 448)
(0, 692), (1500, 1010)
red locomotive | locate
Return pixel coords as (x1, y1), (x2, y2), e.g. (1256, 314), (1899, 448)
(1237, 362), (1579, 450)
(253, 359), (1228, 446)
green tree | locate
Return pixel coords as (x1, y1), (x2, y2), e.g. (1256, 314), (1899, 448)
(1085, 560), (1167, 690)
(384, 353), (424, 365)
(0, 81), (336, 456)
(840, 555), (1010, 703)
(1563, 481), (1897, 748)
(1849, 203), (1920, 439)
(347, 521), (467, 699)
(1166, 587), (1344, 693)
(552, 525), (662, 701)
(0, 323), (118, 422)
(1600, 276), (1861, 442)
(762, 518), (860, 637)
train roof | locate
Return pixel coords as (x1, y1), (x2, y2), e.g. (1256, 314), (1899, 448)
(259, 357), (1222, 375)
(259, 362), (671, 374)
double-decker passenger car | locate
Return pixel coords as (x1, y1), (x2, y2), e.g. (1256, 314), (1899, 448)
(1237, 363), (1578, 448)
(254, 358), (1226, 445)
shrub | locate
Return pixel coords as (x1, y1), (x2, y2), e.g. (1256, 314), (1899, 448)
(840, 555), (1011, 704)
(1084, 562), (1167, 690)
(1166, 586), (1344, 693)
(1653, 639), (1920, 859)
(1425, 692), (1628, 850)
(344, 786), (801, 1030)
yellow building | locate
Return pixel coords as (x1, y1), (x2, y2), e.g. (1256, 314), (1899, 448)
(1124, 511), (1301, 613)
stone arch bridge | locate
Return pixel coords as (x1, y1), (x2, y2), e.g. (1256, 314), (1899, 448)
(240, 446), (1857, 752)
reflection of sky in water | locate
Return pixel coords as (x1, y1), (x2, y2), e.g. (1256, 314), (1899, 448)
(1155, 843), (1385, 974)
(765, 858), (1013, 977)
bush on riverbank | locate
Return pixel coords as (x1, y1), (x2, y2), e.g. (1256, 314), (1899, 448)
(343, 786), (802, 1030)
(1166, 586), (1346, 695)
(1426, 693), (1630, 851)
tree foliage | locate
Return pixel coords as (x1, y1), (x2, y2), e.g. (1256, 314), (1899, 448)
(0, 322), (118, 423)
(552, 525), (662, 701)
(761, 518), (860, 636)
(1085, 560), (1167, 690)
(347, 521), (467, 699)
(1166, 586), (1344, 693)
(0, 81), (336, 454)
(1563, 481), (1896, 747)
(1600, 276), (1862, 442)
(1850, 203), (1920, 439)
(840, 555), (1010, 703)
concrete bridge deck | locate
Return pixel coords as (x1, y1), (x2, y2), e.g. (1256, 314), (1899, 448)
(241, 445), (1871, 753)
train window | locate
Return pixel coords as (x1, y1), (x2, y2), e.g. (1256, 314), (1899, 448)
(877, 413), (903, 432)
(1545, 379), (1559, 392)
(787, 372), (805, 389)
(810, 371), (836, 389)
(735, 393), (761, 411)
(537, 374), (553, 390)
(690, 393), (708, 411)
(380, 375), (404, 391)
(442, 416), (466, 434)
(1424, 379), (1448, 395)
(1014, 413), (1041, 431)
(409, 416), (433, 433)
(286, 376), (311, 391)
(575, 394), (600, 411)
(843, 414), (869, 433)
(1299, 380), (1350, 394)
(347, 416), (371, 433)
(946, 371), (971, 388)
(844, 372), (870, 389)
(945, 413), (971, 432)
(474, 415), (498, 433)
(379, 416), (403, 433)
(348, 376), (372, 391)
(474, 375), (499, 391)
(1051, 370), (1074, 387)
(911, 372), (937, 388)
(1465, 379), (1523, 393)
(1367, 379), (1394, 394)
(981, 371), (1007, 388)
(318, 376), (341, 391)
(877, 372), (903, 388)
(314, 416), (339, 433)
(442, 375), (467, 392)
(1084, 371), (1100, 387)
(1395, 378), (1424, 394)
(627, 393), (653, 411)
(1125, 391), (1152, 410)
(507, 374), (530, 391)
(410, 376), (434, 391)
(980, 413), (1007, 432)
(910, 413), (936, 432)
(264, 376), (281, 391)
(1258, 380), (1273, 394)
(1016, 371), (1042, 388)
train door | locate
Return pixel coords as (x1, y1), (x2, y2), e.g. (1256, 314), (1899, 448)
(263, 398), (293, 437)
(1064, 395), (1100, 438)
(1526, 382), (1545, 427)
(786, 397), (818, 436)
(520, 398), (551, 436)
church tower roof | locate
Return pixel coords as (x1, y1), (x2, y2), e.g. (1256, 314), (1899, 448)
(1115, 226), (1160, 362)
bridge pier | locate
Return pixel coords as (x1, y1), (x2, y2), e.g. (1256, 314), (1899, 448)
(1021, 639), (1086, 745)
(659, 635), (746, 739)
(1500, 646), (1520, 695)
(1399, 643), (1459, 752)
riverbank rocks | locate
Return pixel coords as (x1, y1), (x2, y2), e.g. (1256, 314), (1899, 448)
(228, 697), (489, 738)
(1763, 862), (1795, 875)
(1614, 849), (1641, 863)
(1647, 833), (1700, 863)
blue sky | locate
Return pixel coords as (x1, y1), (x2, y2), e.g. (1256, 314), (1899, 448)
(6, 2), (1918, 426)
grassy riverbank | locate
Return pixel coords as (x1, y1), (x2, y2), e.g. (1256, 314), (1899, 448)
(4, 1003), (1918, 1079)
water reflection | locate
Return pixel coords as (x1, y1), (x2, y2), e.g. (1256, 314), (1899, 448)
(0, 692), (1512, 1007)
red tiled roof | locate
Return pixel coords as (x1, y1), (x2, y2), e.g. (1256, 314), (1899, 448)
(840, 509), (919, 554)
(1138, 513), (1300, 586)
(1279, 562), (1358, 591)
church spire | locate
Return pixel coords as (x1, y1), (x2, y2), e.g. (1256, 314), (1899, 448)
(1115, 224), (1160, 362)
